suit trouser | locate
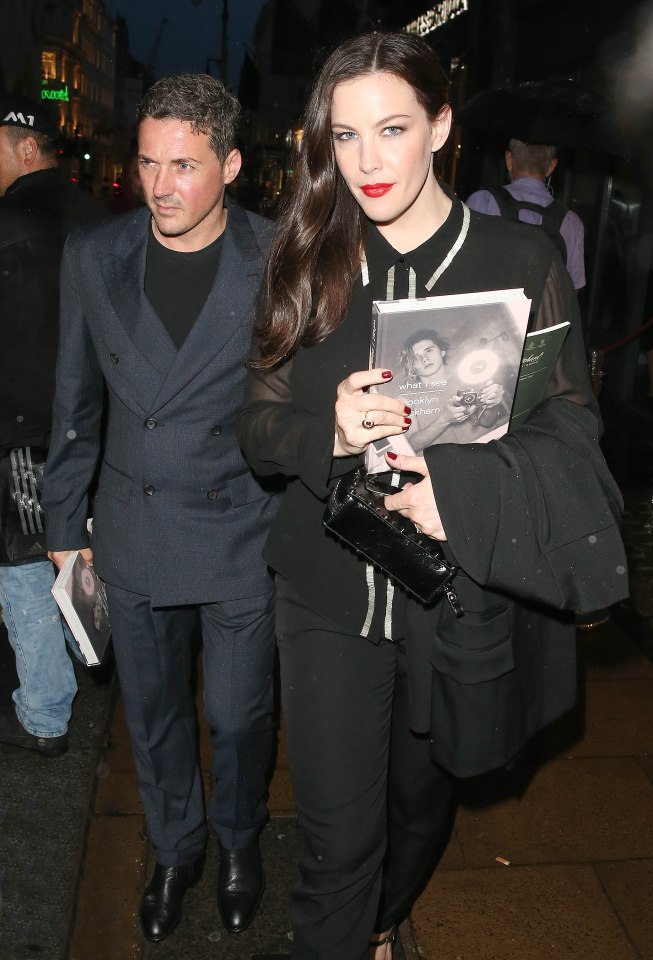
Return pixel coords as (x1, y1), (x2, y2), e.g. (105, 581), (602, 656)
(105, 582), (276, 866)
(276, 580), (456, 960)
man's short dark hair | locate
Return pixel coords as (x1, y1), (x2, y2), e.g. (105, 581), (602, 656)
(136, 73), (240, 161)
(4, 124), (58, 160)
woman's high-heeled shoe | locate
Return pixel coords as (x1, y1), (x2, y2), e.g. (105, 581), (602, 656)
(369, 925), (397, 958)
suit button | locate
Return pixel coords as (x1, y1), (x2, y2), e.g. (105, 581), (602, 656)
(210, 425), (222, 436)
(145, 418), (157, 430)
(110, 352), (119, 363)
(207, 489), (219, 500)
(143, 484), (155, 496)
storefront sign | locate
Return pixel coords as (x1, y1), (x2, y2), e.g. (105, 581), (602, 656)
(404, 0), (469, 37)
(41, 83), (70, 102)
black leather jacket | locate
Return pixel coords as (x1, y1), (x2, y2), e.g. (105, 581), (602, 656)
(0, 168), (105, 454)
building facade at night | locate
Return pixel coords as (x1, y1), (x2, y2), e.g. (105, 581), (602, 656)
(40, 0), (117, 195)
(0, 0), (144, 200)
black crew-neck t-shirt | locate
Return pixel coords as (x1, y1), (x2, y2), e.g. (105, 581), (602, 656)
(144, 227), (224, 349)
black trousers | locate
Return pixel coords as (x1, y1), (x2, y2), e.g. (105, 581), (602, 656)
(106, 583), (277, 866)
(276, 580), (456, 960)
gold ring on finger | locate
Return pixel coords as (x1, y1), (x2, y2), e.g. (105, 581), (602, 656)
(362, 413), (375, 430)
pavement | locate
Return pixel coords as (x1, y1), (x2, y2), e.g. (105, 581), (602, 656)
(1, 396), (653, 960)
(0, 648), (114, 960)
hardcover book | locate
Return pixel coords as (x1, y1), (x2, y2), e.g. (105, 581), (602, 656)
(51, 551), (111, 667)
(366, 288), (532, 473)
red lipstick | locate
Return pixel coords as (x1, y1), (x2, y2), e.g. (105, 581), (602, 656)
(361, 183), (393, 198)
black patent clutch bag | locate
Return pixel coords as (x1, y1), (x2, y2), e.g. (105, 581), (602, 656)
(323, 467), (463, 616)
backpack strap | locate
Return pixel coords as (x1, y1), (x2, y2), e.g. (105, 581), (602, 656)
(487, 187), (568, 262)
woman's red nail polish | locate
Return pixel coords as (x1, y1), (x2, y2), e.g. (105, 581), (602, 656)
(404, 406), (411, 415)
(387, 451), (398, 460)
(404, 417), (412, 425)
(402, 426), (409, 431)
(382, 370), (393, 379)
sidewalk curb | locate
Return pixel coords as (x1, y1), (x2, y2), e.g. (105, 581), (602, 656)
(63, 672), (122, 959)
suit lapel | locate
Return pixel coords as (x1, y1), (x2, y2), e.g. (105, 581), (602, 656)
(148, 202), (265, 410)
(100, 208), (178, 382)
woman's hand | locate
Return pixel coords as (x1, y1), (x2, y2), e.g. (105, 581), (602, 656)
(334, 369), (411, 457)
(382, 452), (447, 540)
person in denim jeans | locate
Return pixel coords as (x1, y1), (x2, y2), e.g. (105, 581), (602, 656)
(0, 94), (104, 756)
(0, 561), (77, 754)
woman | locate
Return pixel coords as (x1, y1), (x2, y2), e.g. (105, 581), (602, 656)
(238, 32), (626, 960)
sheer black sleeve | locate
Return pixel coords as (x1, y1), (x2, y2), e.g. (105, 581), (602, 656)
(421, 258), (625, 610)
(533, 257), (596, 411)
(237, 344), (353, 501)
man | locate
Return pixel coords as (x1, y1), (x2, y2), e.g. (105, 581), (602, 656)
(43, 74), (278, 943)
(0, 94), (103, 758)
(467, 138), (586, 291)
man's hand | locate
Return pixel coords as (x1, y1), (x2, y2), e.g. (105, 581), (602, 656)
(382, 452), (446, 540)
(445, 399), (473, 422)
(48, 547), (93, 571)
(479, 380), (504, 408)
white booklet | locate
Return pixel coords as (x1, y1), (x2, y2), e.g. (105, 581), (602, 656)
(51, 551), (111, 667)
(366, 288), (532, 473)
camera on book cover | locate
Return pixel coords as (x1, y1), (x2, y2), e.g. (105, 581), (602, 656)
(451, 389), (485, 408)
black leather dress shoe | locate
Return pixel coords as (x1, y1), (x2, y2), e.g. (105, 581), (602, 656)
(217, 840), (265, 933)
(139, 856), (204, 942)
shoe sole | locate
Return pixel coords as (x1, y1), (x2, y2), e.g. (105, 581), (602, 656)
(0, 739), (67, 757)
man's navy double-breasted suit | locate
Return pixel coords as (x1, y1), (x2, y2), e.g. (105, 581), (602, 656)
(44, 201), (280, 863)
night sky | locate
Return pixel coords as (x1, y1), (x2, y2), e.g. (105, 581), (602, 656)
(104, 0), (268, 87)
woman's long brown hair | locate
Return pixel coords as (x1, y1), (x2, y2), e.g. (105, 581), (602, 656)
(254, 32), (449, 368)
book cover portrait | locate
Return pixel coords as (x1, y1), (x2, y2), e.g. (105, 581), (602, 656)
(367, 291), (531, 471)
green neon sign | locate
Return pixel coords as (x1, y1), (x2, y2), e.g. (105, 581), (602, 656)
(41, 83), (70, 102)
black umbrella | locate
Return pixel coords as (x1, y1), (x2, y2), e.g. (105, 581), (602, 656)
(455, 78), (626, 155)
